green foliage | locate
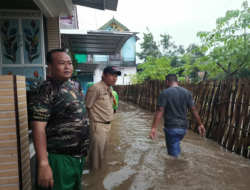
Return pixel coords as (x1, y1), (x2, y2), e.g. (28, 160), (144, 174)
(184, 44), (205, 82)
(160, 34), (176, 55)
(185, 1), (250, 80)
(135, 2), (250, 83)
(129, 56), (185, 84)
(136, 27), (161, 61)
(135, 30), (188, 84)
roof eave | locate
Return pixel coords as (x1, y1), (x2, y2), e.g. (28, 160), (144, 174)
(72, 0), (118, 11)
(33, 0), (74, 18)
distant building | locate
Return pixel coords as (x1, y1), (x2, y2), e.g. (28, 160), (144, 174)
(80, 17), (139, 87)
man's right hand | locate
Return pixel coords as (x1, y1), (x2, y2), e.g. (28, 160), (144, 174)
(198, 125), (205, 137)
(38, 163), (53, 188)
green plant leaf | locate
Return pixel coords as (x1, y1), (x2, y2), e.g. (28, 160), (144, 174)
(3, 42), (9, 49)
(4, 53), (14, 62)
(31, 48), (37, 55)
(35, 27), (39, 35)
(25, 41), (29, 52)
(31, 53), (39, 62)
(1, 26), (6, 36)
(13, 42), (18, 52)
(25, 35), (33, 42)
(6, 48), (12, 55)
(35, 42), (39, 48)
(9, 36), (16, 42)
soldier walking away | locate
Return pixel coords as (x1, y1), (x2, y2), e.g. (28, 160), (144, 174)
(85, 66), (121, 169)
(150, 74), (205, 157)
(29, 49), (89, 190)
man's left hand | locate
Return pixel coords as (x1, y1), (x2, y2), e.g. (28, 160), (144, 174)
(150, 128), (156, 140)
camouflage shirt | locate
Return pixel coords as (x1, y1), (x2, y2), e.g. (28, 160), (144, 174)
(28, 78), (89, 157)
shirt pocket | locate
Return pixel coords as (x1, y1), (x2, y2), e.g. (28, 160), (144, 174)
(99, 95), (109, 101)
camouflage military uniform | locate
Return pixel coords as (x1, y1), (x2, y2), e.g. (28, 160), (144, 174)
(29, 78), (89, 190)
(29, 78), (89, 156)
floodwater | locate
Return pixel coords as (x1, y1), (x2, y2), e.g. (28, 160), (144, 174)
(81, 101), (250, 190)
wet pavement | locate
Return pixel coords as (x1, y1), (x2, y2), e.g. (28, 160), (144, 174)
(81, 101), (250, 190)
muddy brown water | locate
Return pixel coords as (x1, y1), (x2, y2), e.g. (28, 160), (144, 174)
(81, 101), (250, 190)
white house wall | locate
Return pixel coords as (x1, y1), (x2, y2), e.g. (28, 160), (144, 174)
(122, 36), (135, 61)
(94, 67), (102, 83)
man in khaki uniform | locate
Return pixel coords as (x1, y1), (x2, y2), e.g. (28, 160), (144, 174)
(85, 66), (121, 169)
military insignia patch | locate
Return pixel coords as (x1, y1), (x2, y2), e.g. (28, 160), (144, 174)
(70, 91), (77, 99)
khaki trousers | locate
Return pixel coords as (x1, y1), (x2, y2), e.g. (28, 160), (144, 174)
(89, 121), (111, 169)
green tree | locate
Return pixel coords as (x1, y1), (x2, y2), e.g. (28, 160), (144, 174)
(136, 27), (161, 62)
(160, 34), (177, 55)
(135, 31), (189, 83)
(159, 34), (186, 67)
(186, 44), (204, 58)
(129, 56), (185, 84)
(188, 1), (250, 80)
(184, 44), (205, 82)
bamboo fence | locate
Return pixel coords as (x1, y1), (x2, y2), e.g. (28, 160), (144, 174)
(113, 78), (250, 159)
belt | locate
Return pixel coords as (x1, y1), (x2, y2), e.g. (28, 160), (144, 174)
(98, 121), (111, 124)
(90, 121), (111, 124)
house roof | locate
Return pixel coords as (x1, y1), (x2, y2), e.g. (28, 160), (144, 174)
(61, 30), (138, 55)
(72, 0), (119, 11)
(98, 17), (130, 31)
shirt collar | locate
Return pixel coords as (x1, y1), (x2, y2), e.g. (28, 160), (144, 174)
(50, 77), (70, 84)
(100, 80), (110, 91)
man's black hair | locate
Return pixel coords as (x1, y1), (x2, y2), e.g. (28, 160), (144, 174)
(101, 72), (107, 80)
(166, 74), (178, 82)
(46, 49), (66, 64)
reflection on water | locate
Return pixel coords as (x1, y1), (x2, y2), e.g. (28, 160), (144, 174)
(82, 101), (250, 190)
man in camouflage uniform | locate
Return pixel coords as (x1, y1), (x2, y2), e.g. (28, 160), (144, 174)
(29, 49), (89, 190)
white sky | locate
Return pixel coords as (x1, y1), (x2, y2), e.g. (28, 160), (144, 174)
(77, 0), (245, 63)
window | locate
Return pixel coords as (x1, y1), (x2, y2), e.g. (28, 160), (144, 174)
(109, 53), (120, 61)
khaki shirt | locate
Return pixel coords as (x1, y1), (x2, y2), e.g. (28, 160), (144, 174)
(85, 80), (114, 122)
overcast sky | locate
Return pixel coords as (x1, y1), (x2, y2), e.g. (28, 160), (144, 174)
(77, 0), (245, 63)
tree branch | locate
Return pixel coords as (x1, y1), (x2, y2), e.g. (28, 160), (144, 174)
(216, 62), (229, 74)
(228, 62), (232, 72)
(214, 73), (223, 80)
(231, 62), (244, 76)
(231, 57), (247, 76)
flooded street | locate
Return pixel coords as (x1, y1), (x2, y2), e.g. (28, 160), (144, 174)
(81, 101), (250, 190)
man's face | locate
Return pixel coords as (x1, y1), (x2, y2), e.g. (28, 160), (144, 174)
(102, 72), (118, 86)
(48, 52), (73, 82)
